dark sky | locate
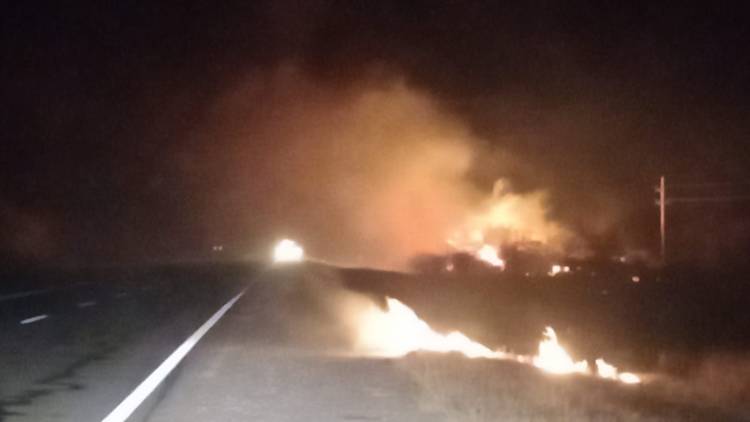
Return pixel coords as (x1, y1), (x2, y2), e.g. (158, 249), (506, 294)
(2, 1), (749, 267)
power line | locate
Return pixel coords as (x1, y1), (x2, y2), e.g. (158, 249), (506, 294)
(655, 176), (750, 266)
(669, 181), (750, 188)
(668, 195), (750, 203)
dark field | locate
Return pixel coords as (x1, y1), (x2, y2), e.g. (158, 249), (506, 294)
(338, 264), (750, 419)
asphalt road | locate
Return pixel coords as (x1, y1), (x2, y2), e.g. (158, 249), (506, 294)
(0, 265), (249, 421)
(137, 274), (438, 422)
(0, 264), (441, 421)
(2, 263), (747, 421)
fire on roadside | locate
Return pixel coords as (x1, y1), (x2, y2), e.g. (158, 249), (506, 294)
(532, 327), (588, 374)
(354, 297), (508, 359)
(354, 296), (640, 384)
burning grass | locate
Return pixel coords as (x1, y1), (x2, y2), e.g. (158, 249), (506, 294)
(351, 295), (641, 384)
(260, 262), (750, 420)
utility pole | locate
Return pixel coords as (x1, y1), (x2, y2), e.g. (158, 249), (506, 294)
(659, 176), (666, 265)
(656, 176), (666, 265)
(653, 177), (750, 266)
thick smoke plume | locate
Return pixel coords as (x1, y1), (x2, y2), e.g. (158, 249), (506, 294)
(196, 66), (577, 269)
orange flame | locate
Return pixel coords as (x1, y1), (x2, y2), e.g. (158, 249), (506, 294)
(356, 297), (506, 359)
(532, 327), (589, 375)
(596, 358), (641, 384)
(355, 297), (640, 384)
(475, 244), (506, 269)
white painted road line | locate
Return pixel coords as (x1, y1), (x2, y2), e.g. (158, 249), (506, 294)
(77, 300), (97, 308)
(0, 283), (92, 303)
(20, 314), (49, 325)
(0, 288), (54, 302)
(101, 288), (246, 422)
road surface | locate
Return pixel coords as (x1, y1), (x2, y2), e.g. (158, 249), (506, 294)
(0, 264), (438, 421)
(1, 263), (746, 421)
(0, 265), (247, 421)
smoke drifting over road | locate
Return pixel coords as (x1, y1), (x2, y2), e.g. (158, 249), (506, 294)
(195, 66), (574, 269)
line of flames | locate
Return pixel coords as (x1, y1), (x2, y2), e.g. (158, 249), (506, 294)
(355, 297), (640, 384)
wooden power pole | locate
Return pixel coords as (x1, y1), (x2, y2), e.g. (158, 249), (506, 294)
(659, 175), (666, 265)
(654, 176), (750, 266)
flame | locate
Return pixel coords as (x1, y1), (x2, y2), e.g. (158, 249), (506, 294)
(273, 239), (304, 263)
(476, 244), (506, 269)
(532, 327), (589, 374)
(444, 178), (584, 271)
(354, 297), (640, 384)
(617, 372), (641, 384)
(356, 297), (505, 359)
(595, 357), (618, 379)
(547, 264), (571, 276)
(596, 358), (641, 384)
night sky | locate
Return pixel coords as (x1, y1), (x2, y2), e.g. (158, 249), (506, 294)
(2, 1), (749, 267)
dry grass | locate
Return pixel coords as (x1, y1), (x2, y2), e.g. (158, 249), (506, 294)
(396, 353), (744, 421)
(267, 264), (750, 420)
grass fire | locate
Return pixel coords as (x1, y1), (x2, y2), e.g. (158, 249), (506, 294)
(352, 295), (640, 384)
(256, 262), (750, 420)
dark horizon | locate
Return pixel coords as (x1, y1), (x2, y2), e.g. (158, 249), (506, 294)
(3, 1), (749, 268)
